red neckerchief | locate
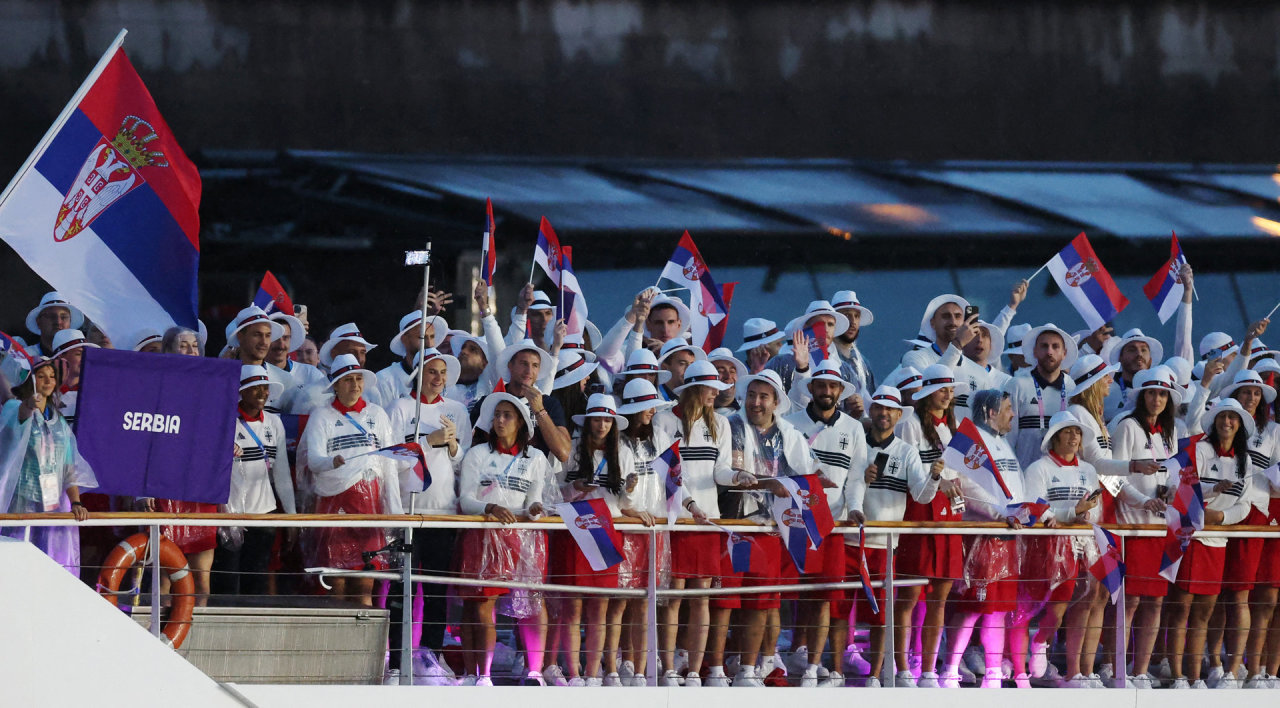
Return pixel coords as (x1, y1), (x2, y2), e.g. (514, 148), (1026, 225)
(1215, 443), (1234, 457)
(332, 398), (367, 414)
(238, 405), (264, 423)
(59, 383), (79, 394)
(1149, 423), (1163, 434)
(417, 392), (443, 405)
(929, 413), (947, 427)
(494, 439), (521, 456)
(672, 405), (684, 418)
(1048, 450), (1078, 467)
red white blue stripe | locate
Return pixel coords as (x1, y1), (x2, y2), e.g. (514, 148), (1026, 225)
(366, 441), (431, 486)
(772, 474), (835, 571)
(943, 418), (1013, 499)
(558, 498), (624, 571)
(557, 245), (589, 336)
(1159, 435), (1205, 581)
(650, 442), (686, 526)
(659, 231), (729, 349)
(857, 525), (880, 616)
(1141, 232), (1189, 324)
(253, 270), (292, 316)
(481, 198), (497, 287)
(1045, 232), (1129, 331)
(1089, 523), (1125, 604)
(533, 216), (561, 287)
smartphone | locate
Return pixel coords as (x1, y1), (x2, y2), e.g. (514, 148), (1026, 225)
(964, 305), (980, 321)
(873, 452), (889, 478)
(1085, 488), (1104, 502)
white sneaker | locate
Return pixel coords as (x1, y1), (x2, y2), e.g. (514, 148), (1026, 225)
(909, 654), (923, 678)
(865, 676), (882, 688)
(618, 660), (635, 680)
(845, 646), (872, 676)
(895, 670), (917, 687)
(1215, 675), (1239, 689)
(827, 671), (845, 687)
(1030, 641), (1049, 678)
(1244, 673), (1269, 689)
(586, 676), (603, 687)
(526, 670), (548, 686)
(543, 665), (569, 686)
(1065, 673), (1090, 688)
(1041, 663), (1063, 684)
(1014, 672), (1031, 689)
(1207, 665), (1224, 686)
(1087, 673), (1105, 689)
(675, 649), (690, 674)
(684, 672), (701, 687)
(957, 665), (976, 685)
(1001, 658), (1014, 680)
(1099, 662), (1116, 682)
(476, 676), (493, 687)
(1154, 658), (1171, 681)
(704, 668), (731, 687)
(1170, 677), (1190, 689)
(1235, 665), (1250, 682)
(630, 675), (648, 687)
(661, 670), (682, 687)
(734, 666), (764, 688)
(917, 671), (940, 688)
(800, 667), (819, 688)
(458, 674), (478, 686)
(786, 646), (810, 676)
(938, 672), (963, 689)
(763, 653), (787, 677)
(724, 654), (741, 677)
(1129, 674), (1155, 689)
(383, 668), (401, 686)
(982, 668), (1003, 688)
(1191, 679), (1208, 689)
(568, 676), (587, 687)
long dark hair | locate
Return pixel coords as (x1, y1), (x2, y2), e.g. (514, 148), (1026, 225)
(486, 401), (531, 457)
(575, 421), (622, 494)
(1231, 388), (1271, 435)
(552, 379), (590, 436)
(913, 390), (957, 450)
(1206, 411), (1251, 478)
(1125, 389), (1176, 450)
(625, 413), (654, 445)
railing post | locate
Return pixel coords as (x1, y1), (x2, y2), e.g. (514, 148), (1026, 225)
(399, 520), (414, 685)
(883, 532), (896, 688)
(1113, 532), (1128, 689)
(646, 527), (660, 687)
(149, 523), (162, 639)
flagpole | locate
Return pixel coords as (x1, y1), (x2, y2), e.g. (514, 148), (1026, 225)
(403, 240), (431, 682)
(411, 241), (433, 449)
(0, 29), (128, 210)
(1265, 299), (1280, 322)
(1026, 261), (1049, 285)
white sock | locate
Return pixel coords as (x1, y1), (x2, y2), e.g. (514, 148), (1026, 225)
(708, 665), (724, 676)
(807, 663), (821, 673)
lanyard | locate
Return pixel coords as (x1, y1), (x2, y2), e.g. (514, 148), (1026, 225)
(1032, 378), (1066, 429)
(593, 455), (608, 484)
(342, 412), (372, 445)
(239, 420), (266, 454)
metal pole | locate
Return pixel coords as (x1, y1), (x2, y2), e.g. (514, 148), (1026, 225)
(149, 523), (162, 639)
(1113, 541), (1128, 688)
(646, 527), (660, 686)
(399, 493), (416, 685)
(410, 241), (433, 446)
(883, 533), (896, 687)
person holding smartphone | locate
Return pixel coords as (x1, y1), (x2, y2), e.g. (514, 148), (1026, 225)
(1015, 411), (1105, 688)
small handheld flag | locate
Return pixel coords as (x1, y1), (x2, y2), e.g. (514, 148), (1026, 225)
(1088, 524), (1125, 604)
(856, 525), (881, 616)
(0, 331), (35, 366)
(771, 474), (836, 572)
(1044, 233), (1129, 330)
(253, 271), (293, 316)
(532, 216), (562, 287)
(359, 442), (431, 486)
(650, 442), (686, 528)
(704, 282), (737, 353)
(557, 498), (625, 571)
(943, 418), (1012, 499)
(1158, 436), (1205, 582)
(659, 231), (729, 349)
(1142, 232), (1190, 324)
(558, 245), (589, 335)
(728, 531), (753, 574)
(481, 198), (497, 288)
(803, 319), (831, 364)
(1006, 498), (1050, 526)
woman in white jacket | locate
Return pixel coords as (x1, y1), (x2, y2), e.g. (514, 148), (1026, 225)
(299, 353), (402, 607)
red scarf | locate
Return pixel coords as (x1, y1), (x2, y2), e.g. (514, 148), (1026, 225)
(332, 398), (367, 414)
(417, 392), (443, 405)
(237, 405), (264, 423)
(929, 413), (948, 427)
(1048, 450), (1077, 467)
(494, 439), (521, 456)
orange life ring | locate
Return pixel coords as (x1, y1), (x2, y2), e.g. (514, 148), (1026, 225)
(97, 532), (196, 649)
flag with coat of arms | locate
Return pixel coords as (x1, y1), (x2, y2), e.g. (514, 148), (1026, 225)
(659, 231), (730, 350)
(558, 498), (625, 571)
(1044, 232), (1129, 331)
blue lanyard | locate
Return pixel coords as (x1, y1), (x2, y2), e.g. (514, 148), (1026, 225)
(239, 419), (266, 453)
(342, 412), (373, 445)
(593, 455), (608, 484)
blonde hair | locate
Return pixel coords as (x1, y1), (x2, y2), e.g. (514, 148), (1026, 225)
(678, 386), (719, 443)
(1070, 379), (1108, 441)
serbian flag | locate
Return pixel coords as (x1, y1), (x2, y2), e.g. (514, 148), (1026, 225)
(704, 282), (737, 353)
(1159, 436), (1205, 581)
(533, 216), (562, 287)
(856, 525), (881, 616)
(727, 531), (754, 573)
(803, 319), (832, 364)
(253, 271), (293, 316)
(943, 418), (1013, 500)
(771, 475), (836, 572)
(1142, 232), (1190, 324)
(0, 32), (200, 341)
(659, 231), (729, 349)
(481, 198), (497, 288)
(650, 441), (686, 527)
(1089, 524), (1125, 604)
(1045, 233), (1129, 331)
(557, 498), (624, 571)
(364, 441), (431, 486)
(558, 246), (589, 335)
(1006, 498), (1051, 526)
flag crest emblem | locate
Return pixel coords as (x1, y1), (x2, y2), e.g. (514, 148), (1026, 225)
(1063, 258), (1098, 288)
(963, 443), (989, 470)
(55, 115), (168, 242)
(574, 513), (603, 530)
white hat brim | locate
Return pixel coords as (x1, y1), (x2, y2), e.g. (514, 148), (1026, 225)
(321, 335), (378, 367)
(477, 392), (535, 434)
(271, 314), (305, 353)
(241, 379), (285, 398)
(1021, 324), (1079, 370)
(919, 295), (969, 340)
(736, 374), (791, 414)
(391, 315), (447, 357)
(785, 309), (851, 339)
(570, 411), (630, 430)
(1040, 420), (1085, 453)
(1201, 402), (1256, 440)
(325, 368), (378, 391)
(620, 368), (673, 385)
(553, 359), (599, 391)
(806, 373), (857, 402)
(412, 353), (462, 389)
(1065, 362), (1119, 399)
(497, 342), (555, 385)
(736, 329), (786, 353)
(26, 300), (84, 335)
(674, 377), (732, 393)
(1220, 378), (1277, 405)
(1109, 335), (1164, 368)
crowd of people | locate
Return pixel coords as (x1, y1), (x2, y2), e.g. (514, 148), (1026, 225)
(1, 262), (1279, 690)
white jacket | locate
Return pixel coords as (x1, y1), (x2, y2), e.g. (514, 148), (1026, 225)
(229, 412), (296, 514)
(653, 408), (735, 519)
(300, 401), (403, 514)
(1005, 370), (1075, 470)
(622, 428), (680, 516)
(458, 442), (549, 515)
(386, 395), (472, 514)
(783, 406), (866, 518)
(842, 435), (928, 549)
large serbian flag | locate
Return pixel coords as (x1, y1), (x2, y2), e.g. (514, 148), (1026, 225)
(1045, 233), (1128, 331)
(0, 31), (200, 341)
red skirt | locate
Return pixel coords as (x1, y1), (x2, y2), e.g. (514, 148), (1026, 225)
(896, 494), (963, 580)
(671, 530), (722, 579)
(1223, 507), (1269, 592)
(779, 533), (846, 602)
(1175, 540), (1226, 596)
(840, 545), (888, 625)
(156, 499), (218, 555)
(458, 527), (549, 596)
(1018, 536), (1079, 607)
(1123, 536), (1170, 597)
(311, 479), (385, 570)
(959, 537), (1018, 613)
(715, 534), (786, 610)
(1259, 498), (1280, 588)
(619, 531), (668, 589)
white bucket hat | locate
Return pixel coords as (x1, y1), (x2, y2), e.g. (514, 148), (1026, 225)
(884, 365), (924, 393)
(239, 364), (284, 398)
(1247, 340), (1277, 360)
(324, 353), (378, 391)
(51, 329), (99, 358)
(497, 340), (555, 383)
(785, 300), (851, 338)
(477, 391), (535, 434)
(649, 295), (692, 335)
(561, 333), (597, 363)
(319, 323), (377, 367)
(617, 378), (673, 416)
(674, 359), (733, 393)
(270, 312), (306, 353)
(1126, 364), (1183, 406)
(1199, 332), (1239, 360)
(1254, 358), (1280, 377)
(25, 292), (84, 335)
(707, 347), (748, 382)
(830, 290), (874, 325)
(129, 328), (164, 352)
(806, 360), (857, 401)
(390, 312), (447, 357)
(1219, 369), (1277, 404)
(1040, 410), (1086, 453)
(657, 337), (706, 365)
(913, 363), (959, 402)
(411, 348), (462, 389)
(529, 290), (555, 311)
(976, 321), (1005, 355)
(1003, 323), (1032, 356)
(571, 393), (630, 430)
(230, 306), (286, 346)
(1202, 398), (1257, 440)
(1065, 354), (1119, 398)
(737, 369), (791, 414)
(618, 348), (672, 385)
(918, 294), (970, 339)
(736, 317), (785, 353)
(444, 330), (489, 362)
(1022, 322), (1079, 370)
(552, 349), (599, 390)
(1163, 356), (1195, 396)
(1108, 328), (1164, 368)
(868, 385), (907, 410)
